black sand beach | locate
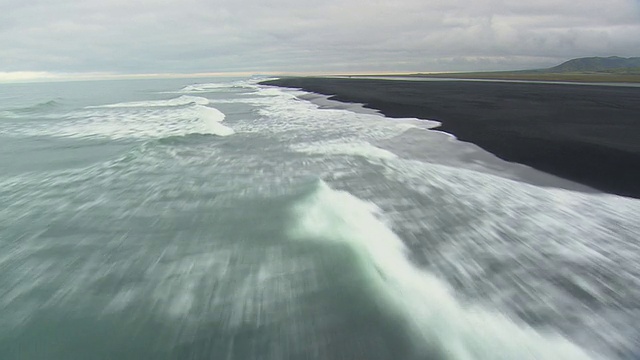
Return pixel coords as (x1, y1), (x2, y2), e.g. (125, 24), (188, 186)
(261, 77), (640, 198)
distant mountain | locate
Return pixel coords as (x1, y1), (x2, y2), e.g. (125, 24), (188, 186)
(545, 56), (640, 73)
(414, 56), (640, 82)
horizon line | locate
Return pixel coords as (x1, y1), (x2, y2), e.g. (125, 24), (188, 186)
(0, 70), (455, 84)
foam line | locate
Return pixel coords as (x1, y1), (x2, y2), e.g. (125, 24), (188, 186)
(88, 95), (209, 108)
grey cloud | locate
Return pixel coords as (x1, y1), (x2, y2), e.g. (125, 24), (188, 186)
(1, 0), (639, 75)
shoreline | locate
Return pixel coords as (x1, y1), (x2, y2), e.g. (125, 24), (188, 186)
(286, 87), (597, 194)
(260, 77), (640, 199)
(322, 73), (640, 85)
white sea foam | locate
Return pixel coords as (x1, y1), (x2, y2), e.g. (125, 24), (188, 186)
(393, 117), (442, 129)
(247, 85), (440, 134)
(429, 129), (458, 139)
(4, 103), (233, 139)
(289, 181), (598, 359)
(179, 83), (231, 93)
(191, 104), (234, 136)
(177, 79), (261, 94)
(229, 86), (416, 144)
(370, 157), (640, 356)
(88, 95), (210, 108)
(292, 140), (397, 161)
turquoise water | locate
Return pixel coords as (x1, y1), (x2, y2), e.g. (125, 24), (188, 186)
(0, 77), (639, 359)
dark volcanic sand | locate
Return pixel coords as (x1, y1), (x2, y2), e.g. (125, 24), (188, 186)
(261, 77), (640, 198)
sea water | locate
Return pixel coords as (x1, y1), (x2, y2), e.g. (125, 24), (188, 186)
(0, 77), (638, 359)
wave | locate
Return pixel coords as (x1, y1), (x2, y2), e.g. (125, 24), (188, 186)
(179, 83), (232, 93)
(5, 103), (234, 140)
(227, 85), (416, 143)
(87, 95), (210, 108)
(20, 99), (61, 111)
(175, 79), (264, 94)
(190, 105), (234, 137)
(1, 100), (62, 118)
(287, 180), (597, 360)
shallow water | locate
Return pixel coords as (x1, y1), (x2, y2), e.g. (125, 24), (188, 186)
(0, 77), (638, 359)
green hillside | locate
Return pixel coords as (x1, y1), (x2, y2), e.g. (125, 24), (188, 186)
(413, 56), (640, 83)
(547, 56), (640, 73)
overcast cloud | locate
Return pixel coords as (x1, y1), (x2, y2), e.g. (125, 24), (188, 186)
(1, 0), (639, 79)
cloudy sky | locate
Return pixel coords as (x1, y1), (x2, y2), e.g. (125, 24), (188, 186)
(1, 0), (639, 80)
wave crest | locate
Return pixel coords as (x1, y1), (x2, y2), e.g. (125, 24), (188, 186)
(190, 105), (234, 136)
(88, 95), (209, 109)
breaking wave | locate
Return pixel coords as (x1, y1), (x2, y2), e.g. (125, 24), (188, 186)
(87, 95), (209, 108)
(191, 104), (234, 136)
(3, 102), (233, 139)
(0, 100), (62, 118)
(288, 180), (598, 359)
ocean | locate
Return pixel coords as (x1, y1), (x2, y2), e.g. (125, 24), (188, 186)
(0, 77), (638, 359)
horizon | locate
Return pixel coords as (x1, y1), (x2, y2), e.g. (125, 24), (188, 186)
(0, 69), (477, 84)
(3, 56), (640, 84)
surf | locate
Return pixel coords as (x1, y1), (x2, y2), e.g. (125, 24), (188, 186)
(288, 180), (598, 360)
(6, 101), (234, 139)
(86, 95), (210, 108)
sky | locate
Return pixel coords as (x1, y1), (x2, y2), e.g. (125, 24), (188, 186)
(1, 0), (639, 81)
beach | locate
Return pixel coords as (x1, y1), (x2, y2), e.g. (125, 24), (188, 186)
(261, 77), (640, 198)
